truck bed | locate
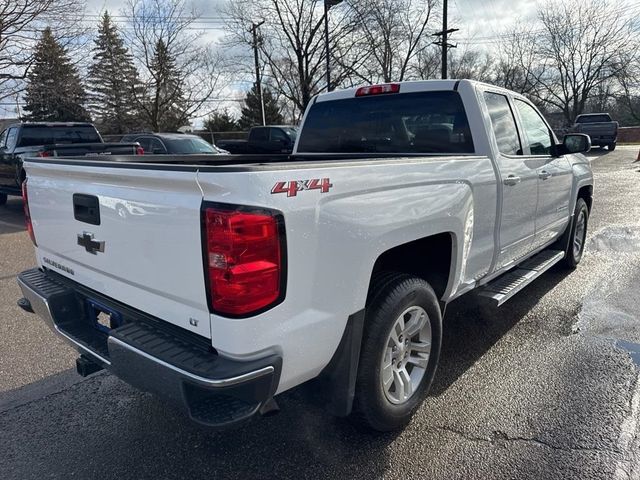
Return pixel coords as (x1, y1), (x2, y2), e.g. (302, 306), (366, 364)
(28, 152), (476, 169)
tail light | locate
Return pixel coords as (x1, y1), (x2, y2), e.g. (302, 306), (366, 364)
(203, 204), (286, 317)
(22, 180), (37, 246)
(355, 83), (400, 97)
(136, 146), (144, 155)
(37, 150), (51, 157)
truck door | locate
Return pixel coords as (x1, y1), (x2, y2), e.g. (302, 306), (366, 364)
(249, 127), (269, 153)
(513, 99), (573, 249)
(0, 127), (18, 189)
(483, 91), (541, 270)
(269, 128), (290, 152)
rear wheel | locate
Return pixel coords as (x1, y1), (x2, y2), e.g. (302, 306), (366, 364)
(351, 274), (442, 431)
(608, 143), (616, 151)
(0, 193), (7, 206)
(562, 198), (589, 269)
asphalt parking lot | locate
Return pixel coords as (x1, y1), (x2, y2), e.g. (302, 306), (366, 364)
(1, 148), (640, 479)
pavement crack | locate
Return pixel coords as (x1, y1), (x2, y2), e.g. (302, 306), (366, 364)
(431, 425), (619, 455)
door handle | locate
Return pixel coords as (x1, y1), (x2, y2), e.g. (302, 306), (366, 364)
(538, 170), (552, 180)
(503, 175), (521, 186)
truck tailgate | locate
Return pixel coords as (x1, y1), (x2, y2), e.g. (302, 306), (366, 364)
(24, 160), (211, 338)
(579, 123), (616, 136)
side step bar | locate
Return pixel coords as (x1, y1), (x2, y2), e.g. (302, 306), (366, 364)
(477, 250), (565, 306)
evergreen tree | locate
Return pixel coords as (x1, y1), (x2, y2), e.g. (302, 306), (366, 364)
(204, 109), (238, 132)
(24, 27), (89, 122)
(140, 39), (188, 131)
(238, 84), (283, 129)
(87, 12), (140, 134)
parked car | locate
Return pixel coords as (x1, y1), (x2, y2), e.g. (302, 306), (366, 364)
(216, 126), (298, 154)
(120, 132), (228, 155)
(571, 113), (618, 150)
(0, 122), (142, 205)
(17, 80), (592, 433)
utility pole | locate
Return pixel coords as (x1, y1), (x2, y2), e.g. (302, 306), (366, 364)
(432, 0), (459, 79)
(324, 0), (343, 92)
(250, 21), (266, 126)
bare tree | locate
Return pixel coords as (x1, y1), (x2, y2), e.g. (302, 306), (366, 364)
(493, 24), (546, 96)
(0, 0), (87, 103)
(615, 49), (640, 123)
(343, 0), (438, 84)
(224, 0), (352, 116)
(412, 46), (440, 80)
(448, 49), (493, 83)
(123, 0), (227, 130)
(534, 0), (636, 123)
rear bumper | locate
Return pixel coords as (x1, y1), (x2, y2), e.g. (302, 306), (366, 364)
(17, 268), (282, 429)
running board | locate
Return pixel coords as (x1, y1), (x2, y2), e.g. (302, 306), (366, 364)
(477, 250), (565, 306)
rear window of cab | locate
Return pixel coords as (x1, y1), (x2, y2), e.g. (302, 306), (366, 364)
(297, 91), (474, 155)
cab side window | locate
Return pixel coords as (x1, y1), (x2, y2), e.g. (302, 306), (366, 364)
(135, 137), (151, 153)
(251, 128), (268, 142)
(270, 129), (288, 143)
(6, 128), (18, 151)
(514, 99), (553, 156)
(149, 138), (166, 154)
(484, 92), (522, 156)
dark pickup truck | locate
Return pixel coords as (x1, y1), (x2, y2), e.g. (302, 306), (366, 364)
(216, 126), (298, 154)
(0, 122), (142, 204)
(571, 113), (618, 150)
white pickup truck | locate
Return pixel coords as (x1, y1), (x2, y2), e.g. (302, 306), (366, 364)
(17, 80), (593, 432)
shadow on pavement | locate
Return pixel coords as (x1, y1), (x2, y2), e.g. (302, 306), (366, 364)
(0, 268), (576, 480)
(1, 370), (398, 479)
(431, 267), (569, 396)
(0, 198), (25, 235)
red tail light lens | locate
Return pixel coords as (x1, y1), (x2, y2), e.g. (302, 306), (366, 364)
(37, 150), (51, 157)
(22, 180), (37, 246)
(136, 146), (144, 155)
(203, 205), (286, 317)
(355, 83), (400, 97)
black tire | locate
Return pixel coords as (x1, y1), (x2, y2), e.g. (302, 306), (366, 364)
(562, 198), (589, 269)
(0, 193), (7, 206)
(608, 143), (616, 151)
(351, 273), (442, 431)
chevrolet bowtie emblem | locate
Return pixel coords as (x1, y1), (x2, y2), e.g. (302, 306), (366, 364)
(77, 232), (105, 254)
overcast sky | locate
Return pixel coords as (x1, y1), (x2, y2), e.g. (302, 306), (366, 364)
(2, 0), (628, 121)
(0, 0), (545, 121)
(83, 0), (540, 47)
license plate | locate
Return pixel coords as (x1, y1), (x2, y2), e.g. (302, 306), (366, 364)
(86, 299), (122, 333)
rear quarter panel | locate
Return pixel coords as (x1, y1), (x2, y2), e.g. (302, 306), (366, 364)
(197, 155), (497, 392)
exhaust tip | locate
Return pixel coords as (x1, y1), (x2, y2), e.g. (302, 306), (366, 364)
(259, 398), (280, 417)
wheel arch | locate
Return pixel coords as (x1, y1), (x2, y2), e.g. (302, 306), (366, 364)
(577, 184), (593, 212)
(367, 232), (456, 303)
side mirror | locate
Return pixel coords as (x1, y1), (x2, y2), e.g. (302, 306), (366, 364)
(559, 133), (591, 155)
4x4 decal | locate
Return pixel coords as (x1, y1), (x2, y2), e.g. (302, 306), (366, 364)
(271, 178), (333, 197)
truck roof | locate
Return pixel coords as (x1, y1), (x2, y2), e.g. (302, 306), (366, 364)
(5, 122), (95, 129)
(314, 79), (463, 103)
(313, 79), (529, 105)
